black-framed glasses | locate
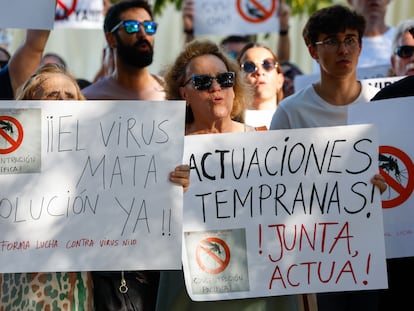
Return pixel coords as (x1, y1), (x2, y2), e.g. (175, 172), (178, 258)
(409, 28), (414, 38)
(110, 20), (158, 35)
(314, 36), (359, 51)
(183, 72), (235, 91)
(241, 59), (277, 73)
(394, 45), (414, 59)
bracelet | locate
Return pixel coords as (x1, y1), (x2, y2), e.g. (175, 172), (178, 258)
(279, 28), (289, 36)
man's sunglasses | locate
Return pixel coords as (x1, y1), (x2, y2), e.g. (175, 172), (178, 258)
(183, 72), (235, 91)
(241, 59), (277, 74)
(394, 45), (414, 59)
(110, 20), (158, 35)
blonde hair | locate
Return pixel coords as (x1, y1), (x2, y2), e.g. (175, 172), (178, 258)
(237, 42), (284, 102)
(163, 39), (253, 123)
(16, 63), (85, 100)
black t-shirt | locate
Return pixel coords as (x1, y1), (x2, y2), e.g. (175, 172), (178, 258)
(371, 75), (414, 101)
(0, 65), (14, 99)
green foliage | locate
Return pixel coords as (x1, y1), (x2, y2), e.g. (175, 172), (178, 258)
(153, 0), (183, 16)
(151, 0), (335, 17)
(286, 0), (335, 16)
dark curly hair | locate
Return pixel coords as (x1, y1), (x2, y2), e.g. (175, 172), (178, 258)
(104, 0), (154, 33)
(302, 4), (365, 47)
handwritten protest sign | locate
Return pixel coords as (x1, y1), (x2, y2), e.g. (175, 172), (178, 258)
(54, 0), (104, 29)
(0, 100), (186, 273)
(364, 76), (405, 90)
(245, 109), (273, 129)
(349, 97), (414, 259)
(181, 124), (387, 300)
(0, 0), (55, 29)
(194, 0), (279, 36)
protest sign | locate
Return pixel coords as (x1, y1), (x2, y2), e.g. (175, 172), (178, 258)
(194, 0), (279, 36)
(54, 0), (104, 29)
(349, 97), (414, 259)
(0, 100), (186, 273)
(181, 124), (387, 301)
(245, 109), (273, 129)
(0, 0), (55, 30)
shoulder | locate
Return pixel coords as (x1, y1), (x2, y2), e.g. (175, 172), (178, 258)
(152, 74), (165, 89)
(81, 77), (118, 99)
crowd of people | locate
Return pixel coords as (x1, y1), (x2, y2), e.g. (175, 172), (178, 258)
(1, 0), (413, 310)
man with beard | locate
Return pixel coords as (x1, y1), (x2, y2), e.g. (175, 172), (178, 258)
(82, 0), (165, 100)
(83, 1), (164, 310)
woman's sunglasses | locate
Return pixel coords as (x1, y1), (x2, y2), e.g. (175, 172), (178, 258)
(241, 59), (277, 74)
(183, 72), (235, 91)
(394, 45), (414, 59)
(110, 20), (158, 35)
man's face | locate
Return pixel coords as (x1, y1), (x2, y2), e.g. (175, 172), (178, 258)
(113, 7), (155, 68)
(391, 30), (414, 76)
(348, 0), (390, 20)
(310, 30), (362, 77)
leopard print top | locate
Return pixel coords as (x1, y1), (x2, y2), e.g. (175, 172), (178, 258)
(0, 272), (93, 311)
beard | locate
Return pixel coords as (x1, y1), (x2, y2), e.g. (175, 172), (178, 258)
(116, 36), (154, 68)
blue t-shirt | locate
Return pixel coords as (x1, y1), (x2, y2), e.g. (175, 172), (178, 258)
(0, 65), (14, 99)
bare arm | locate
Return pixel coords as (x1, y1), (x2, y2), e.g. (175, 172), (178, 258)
(277, 1), (290, 62)
(8, 29), (51, 96)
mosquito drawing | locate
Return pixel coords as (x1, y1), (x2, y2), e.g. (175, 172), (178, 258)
(204, 241), (221, 255)
(379, 154), (407, 184)
(0, 120), (13, 134)
(246, 3), (265, 19)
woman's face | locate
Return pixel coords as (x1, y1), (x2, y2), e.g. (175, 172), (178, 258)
(239, 47), (284, 102)
(179, 54), (235, 123)
(33, 73), (80, 100)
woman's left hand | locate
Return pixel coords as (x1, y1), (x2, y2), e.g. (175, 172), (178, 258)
(371, 173), (387, 194)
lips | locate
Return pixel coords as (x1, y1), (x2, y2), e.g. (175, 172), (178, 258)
(135, 39), (151, 50)
(211, 94), (224, 104)
(254, 79), (266, 86)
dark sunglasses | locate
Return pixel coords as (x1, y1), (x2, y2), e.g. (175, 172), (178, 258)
(110, 20), (158, 35)
(241, 59), (277, 73)
(183, 72), (235, 91)
(394, 45), (414, 59)
(0, 60), (8, 69)
(409, 27), (414, 38)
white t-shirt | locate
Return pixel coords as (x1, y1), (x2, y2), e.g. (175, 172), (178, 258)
(269, 80), (380, 130)
(359, 27), (395, 68)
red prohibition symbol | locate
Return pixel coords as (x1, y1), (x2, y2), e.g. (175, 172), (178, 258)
(379, 145), (414, 209)
(237, 0), (277, 23)
(195, 237), (231, 274)
(56, 0), (78, 20)
(0, 116), (24, 154)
